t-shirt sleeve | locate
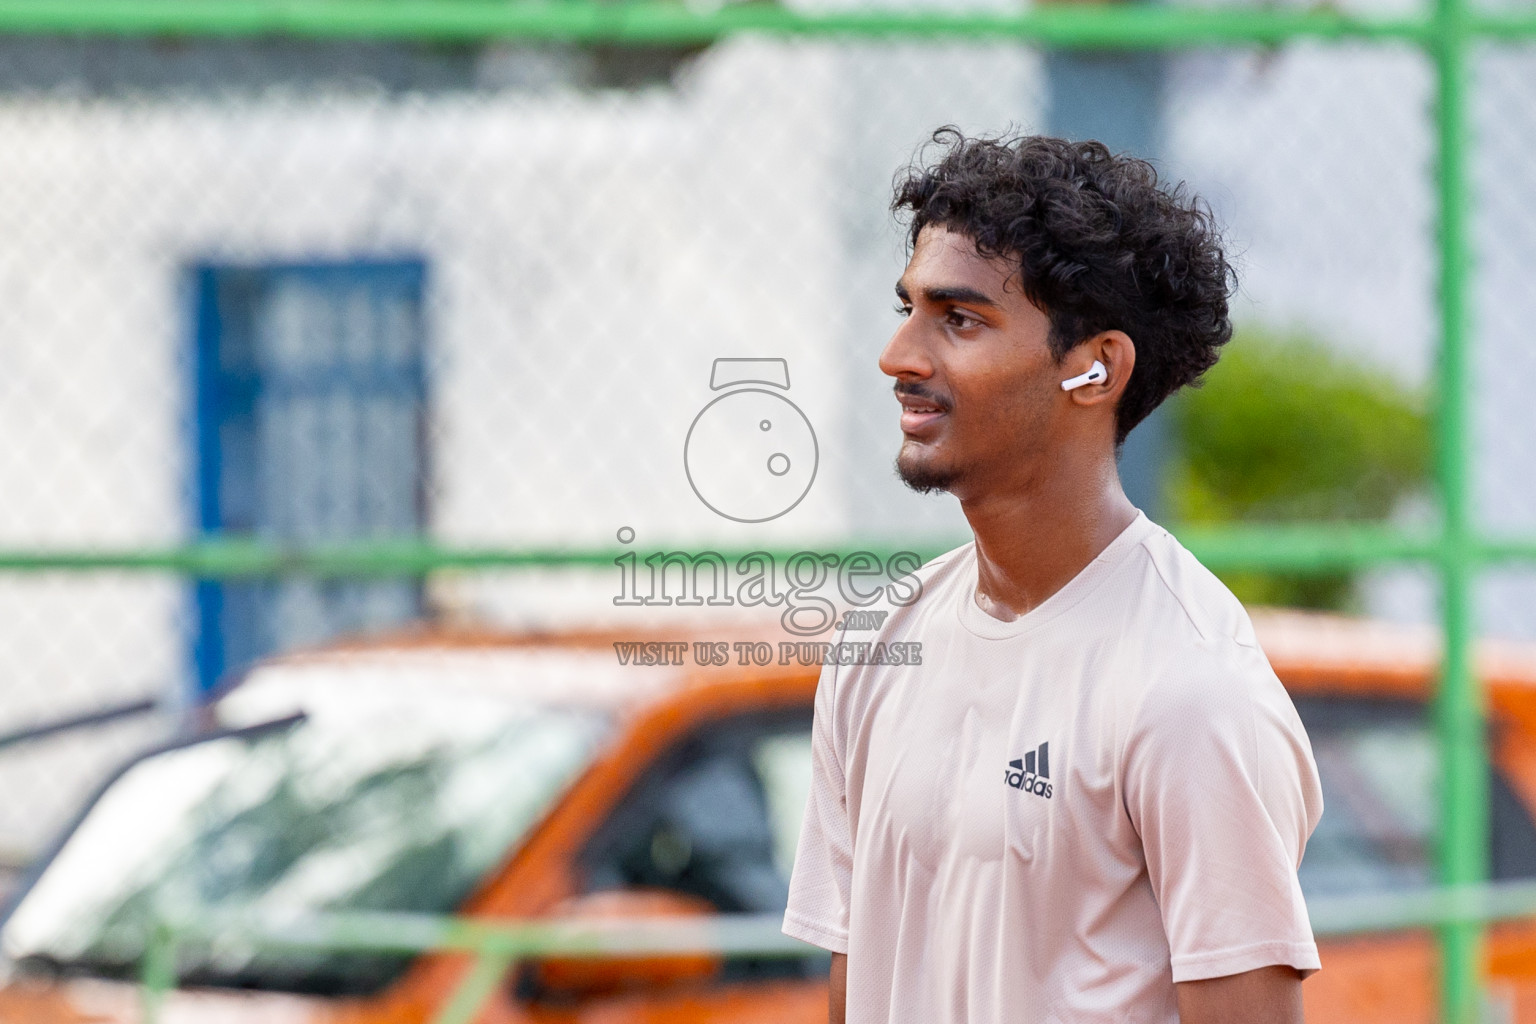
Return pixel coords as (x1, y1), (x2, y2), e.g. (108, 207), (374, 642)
(1123, 642), (1324, 983)
(782, 659), (852, 954)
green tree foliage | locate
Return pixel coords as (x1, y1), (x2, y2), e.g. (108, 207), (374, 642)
(1165, 329), (1429, 610)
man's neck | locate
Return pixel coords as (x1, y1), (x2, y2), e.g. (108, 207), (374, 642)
(961, 462), (1138, 622)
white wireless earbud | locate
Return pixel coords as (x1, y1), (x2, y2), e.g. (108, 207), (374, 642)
(1060, 360), (1107, 392)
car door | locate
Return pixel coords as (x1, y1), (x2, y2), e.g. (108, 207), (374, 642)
(513, 707), (830, 1023)
(1296, 695), (1536, 1024)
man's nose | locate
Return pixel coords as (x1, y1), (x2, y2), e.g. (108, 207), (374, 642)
(878, 317), (934, 380)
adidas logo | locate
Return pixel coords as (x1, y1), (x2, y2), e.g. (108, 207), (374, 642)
(1004, 741), (1053, 799)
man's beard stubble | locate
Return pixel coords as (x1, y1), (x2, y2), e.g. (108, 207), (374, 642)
(892, 380), (961, 494)
(895, 442), (960, 495)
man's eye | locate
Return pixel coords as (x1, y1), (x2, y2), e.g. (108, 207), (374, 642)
(946, 310), (979, 328)
(894, 304), (912, 318)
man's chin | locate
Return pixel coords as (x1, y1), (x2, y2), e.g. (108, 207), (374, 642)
(895, 450), (958, 495)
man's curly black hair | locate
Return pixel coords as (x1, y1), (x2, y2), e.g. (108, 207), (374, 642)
(892, 128), (1236, 445)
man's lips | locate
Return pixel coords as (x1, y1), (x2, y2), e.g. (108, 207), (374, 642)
(895, 390), (950, 435)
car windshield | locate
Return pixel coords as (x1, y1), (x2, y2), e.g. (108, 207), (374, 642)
(1, 673), (610, 995)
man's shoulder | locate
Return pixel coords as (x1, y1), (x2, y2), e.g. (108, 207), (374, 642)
(1118, 521), (1295, 720)
(1134, 519), (1263, 653)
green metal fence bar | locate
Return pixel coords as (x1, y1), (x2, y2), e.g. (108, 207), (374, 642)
(163, 882), (1536, 951)
(174, 908), (818, 957)
(141, 910), (815, 1024)
(1431, 0), (1482, 1008)
(0, 525), (1475, 577)
(135, 884), (1536, 1023)
(1478, 11), (1536, 36)
(1308, 881), (1536, 938)
(139, 921), (177, 1024)
(15, 523), (1536, 580)
(0, 0), (1525, 47)
(433, 950), (519, 1024)
(0, 1), (1453, 45)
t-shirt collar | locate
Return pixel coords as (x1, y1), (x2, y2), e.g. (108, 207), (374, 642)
(955, 510), (1155, 640)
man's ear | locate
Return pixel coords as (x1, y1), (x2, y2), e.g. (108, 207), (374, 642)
(1061, 331), (1135, 409)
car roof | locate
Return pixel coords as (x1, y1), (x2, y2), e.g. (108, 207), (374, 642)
(222, 610), (1536, 720)
(220, 620), (798, 724)
(1251, 607), (1536, 694)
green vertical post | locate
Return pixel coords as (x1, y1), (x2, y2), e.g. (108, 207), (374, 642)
(1431, 0), (1486, 1014)
(139, 921), (178, 1024)
(430, 949), (516, 1024)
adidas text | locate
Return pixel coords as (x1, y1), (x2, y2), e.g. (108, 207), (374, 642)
(1005, 742), (1053, 799)
(1004, 770), (1053, 799)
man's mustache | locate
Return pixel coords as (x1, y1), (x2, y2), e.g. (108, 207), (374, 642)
(893, 382), (952, 412)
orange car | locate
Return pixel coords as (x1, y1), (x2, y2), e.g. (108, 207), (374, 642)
(1, 610), (1535, 1023)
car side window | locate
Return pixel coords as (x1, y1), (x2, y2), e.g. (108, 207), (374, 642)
(575, 709), (823, 977)
(1294, 696), (1536, 898)
(753, 730), (815, 879)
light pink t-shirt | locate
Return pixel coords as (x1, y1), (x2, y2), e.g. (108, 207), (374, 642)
(783, 513), (1323, 1024)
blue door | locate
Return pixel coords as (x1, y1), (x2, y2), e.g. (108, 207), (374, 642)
(191, 260), (428, 698)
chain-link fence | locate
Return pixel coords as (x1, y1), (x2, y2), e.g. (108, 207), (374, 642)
(0, 0), (1532, 1018)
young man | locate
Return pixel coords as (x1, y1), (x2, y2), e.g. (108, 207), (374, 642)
(783, 131), (1323, 1024)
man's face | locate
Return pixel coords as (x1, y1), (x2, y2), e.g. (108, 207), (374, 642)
(879, 225), (1063, 498)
